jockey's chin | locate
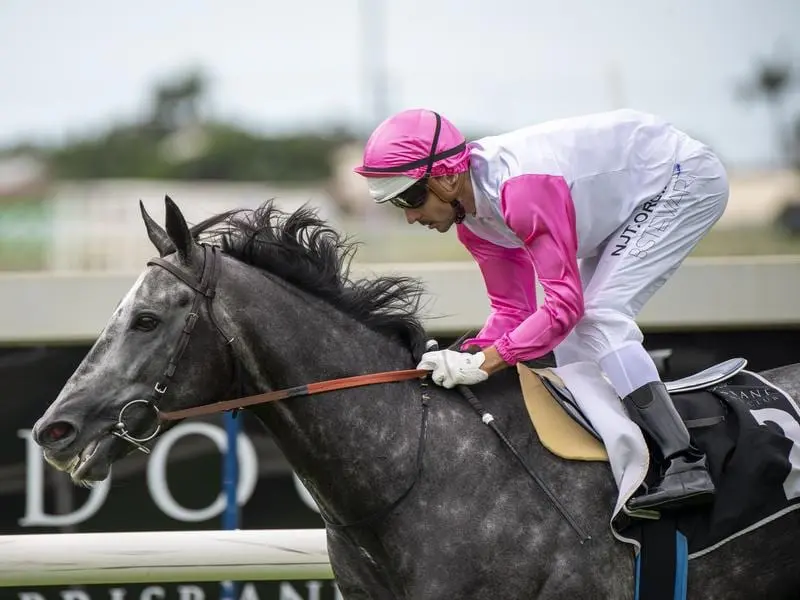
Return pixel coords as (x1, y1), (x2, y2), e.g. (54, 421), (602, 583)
(423, 210), (457, 233)
(430, 219), (455, 233)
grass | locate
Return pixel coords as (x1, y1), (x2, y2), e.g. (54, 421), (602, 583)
(0, 196), (50, 270)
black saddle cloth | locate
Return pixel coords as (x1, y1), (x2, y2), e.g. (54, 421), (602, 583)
(620, 370), (800, 555)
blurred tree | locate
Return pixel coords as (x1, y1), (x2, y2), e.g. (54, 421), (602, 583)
(51, 125), (171, 179)
(737, 41), (798, 166)
(790, 114), (800, 171)
(147, 69), (207, 137)
(169, 124), (354, 181)
(40, 68), (359, 183)
(47, 123), (354, 182)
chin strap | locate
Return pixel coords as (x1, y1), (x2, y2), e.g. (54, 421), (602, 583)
(451, 200), (466, 224)
(451, 171), (468, 224)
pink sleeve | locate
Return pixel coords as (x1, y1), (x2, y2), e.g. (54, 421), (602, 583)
(493, 174), (585, 364)
(456, 224), (538, 350)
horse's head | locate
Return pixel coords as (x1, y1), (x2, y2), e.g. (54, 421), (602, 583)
(32, 193), (429, 487)
(32, 196), (238, 485)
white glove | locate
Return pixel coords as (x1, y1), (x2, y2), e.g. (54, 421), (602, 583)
(416, 349), (489, 388)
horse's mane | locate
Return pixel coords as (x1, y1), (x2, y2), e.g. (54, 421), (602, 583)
(191, 200), (429, 359)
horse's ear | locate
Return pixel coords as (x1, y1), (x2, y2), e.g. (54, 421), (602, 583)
(140, 200), (175, 257)
(163, 195), (194, 263)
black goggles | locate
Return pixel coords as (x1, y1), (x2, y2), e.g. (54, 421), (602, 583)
(387, 178), (430, 209)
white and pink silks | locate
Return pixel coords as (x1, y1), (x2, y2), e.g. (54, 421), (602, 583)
(354, 108), (729, 397)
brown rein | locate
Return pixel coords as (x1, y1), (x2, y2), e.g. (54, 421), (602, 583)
(157, 368), (430, 421)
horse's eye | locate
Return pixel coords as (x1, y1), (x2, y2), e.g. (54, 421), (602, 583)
(132, 315), (160, 332)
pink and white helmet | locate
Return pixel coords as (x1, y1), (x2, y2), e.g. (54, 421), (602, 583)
(354, 109), (470, 203)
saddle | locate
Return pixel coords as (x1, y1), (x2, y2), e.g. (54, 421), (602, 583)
(519, 357), (748, 462)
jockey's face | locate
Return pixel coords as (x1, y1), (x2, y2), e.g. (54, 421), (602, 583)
(401, 174), (462, 234)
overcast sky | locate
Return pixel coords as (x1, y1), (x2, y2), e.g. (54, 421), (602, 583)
(1, 0), (799, 168)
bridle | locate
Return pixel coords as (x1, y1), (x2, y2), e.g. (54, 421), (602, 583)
(107, 241), (431, 533)
(110, 242), (428, 455)
(110, 243), (237, 452)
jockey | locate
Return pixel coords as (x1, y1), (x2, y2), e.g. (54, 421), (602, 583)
(353, 107), (729, 512)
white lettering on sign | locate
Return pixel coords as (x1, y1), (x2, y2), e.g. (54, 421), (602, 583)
(16, 582), (344, 600)
(17, 429), (111, 527)
(18, 422), (259, 526)
(147, 421), (258, 522)
(176, 586), (204, 600)
(61, 592), (91, 600)
(278, 581), (323, 600)
(140, 588), (165, 600)
(751, 407), (800, 500)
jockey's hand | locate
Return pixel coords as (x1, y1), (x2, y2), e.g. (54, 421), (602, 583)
(416, 349), (489, 388)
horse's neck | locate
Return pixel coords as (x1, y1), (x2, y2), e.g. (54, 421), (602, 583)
(229, 288), (416, 390)
(220, 266), (425, 522)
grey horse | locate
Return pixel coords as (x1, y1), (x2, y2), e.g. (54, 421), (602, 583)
(32, 197), (800, 599)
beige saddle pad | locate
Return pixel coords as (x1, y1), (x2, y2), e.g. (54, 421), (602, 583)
(516, 363), (608, 462)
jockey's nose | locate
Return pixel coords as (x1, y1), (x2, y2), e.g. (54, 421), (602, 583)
(404, 209), (420, 225)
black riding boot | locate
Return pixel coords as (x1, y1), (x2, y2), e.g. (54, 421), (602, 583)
(623, 381), (716, 512)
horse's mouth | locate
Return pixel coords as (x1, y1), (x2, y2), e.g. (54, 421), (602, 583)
(43, 434), (118, 486)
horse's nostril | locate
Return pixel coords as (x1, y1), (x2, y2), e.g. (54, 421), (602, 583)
(38, 421), (76, 446)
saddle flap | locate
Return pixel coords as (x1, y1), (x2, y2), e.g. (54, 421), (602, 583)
(517, 364), (608, 462)
(538, 376), (603, 442)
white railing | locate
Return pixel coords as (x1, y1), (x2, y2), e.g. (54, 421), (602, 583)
(0, 529), (332, 587)
(1, 256), (799, 344)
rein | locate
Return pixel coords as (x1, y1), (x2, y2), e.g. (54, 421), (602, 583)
(157, 368), (429, 421)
